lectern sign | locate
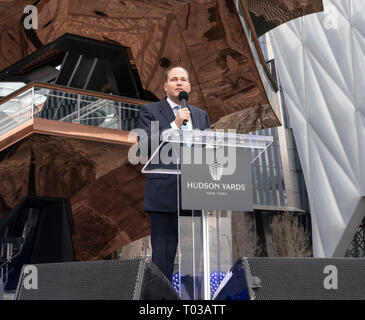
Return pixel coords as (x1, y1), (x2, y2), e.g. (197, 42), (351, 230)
(181, 146), (253, 211)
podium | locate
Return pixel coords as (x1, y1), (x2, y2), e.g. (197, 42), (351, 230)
(142, 128), (273, 300)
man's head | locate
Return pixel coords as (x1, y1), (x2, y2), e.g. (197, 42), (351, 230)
(164, 67), (191, 104)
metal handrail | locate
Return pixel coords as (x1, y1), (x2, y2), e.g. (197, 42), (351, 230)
(0, 82), (147, 138)
(0, 81), (149, 107)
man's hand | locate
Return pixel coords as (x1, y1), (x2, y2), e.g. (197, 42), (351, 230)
(174, 108), (190, 128)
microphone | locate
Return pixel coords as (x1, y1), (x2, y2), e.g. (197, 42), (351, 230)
(178, 91), (189, 126)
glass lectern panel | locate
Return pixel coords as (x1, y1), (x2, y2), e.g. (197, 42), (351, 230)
(141, 129), (273, 300)
(177, 207), (234, 300)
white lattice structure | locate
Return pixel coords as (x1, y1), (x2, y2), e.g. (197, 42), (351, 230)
(269, 0), (365, 257)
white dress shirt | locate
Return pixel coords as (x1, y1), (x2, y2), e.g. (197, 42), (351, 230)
(167, 97), (193, 130)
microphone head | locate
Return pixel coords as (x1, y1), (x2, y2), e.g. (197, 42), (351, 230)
(178, 91), (189, 101)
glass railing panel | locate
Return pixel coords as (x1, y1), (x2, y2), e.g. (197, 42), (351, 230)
(0, 82), (26, 97)
(0, 88), (34, 135)
(0, 84), (144, 138)
(32, 87), (142, 131)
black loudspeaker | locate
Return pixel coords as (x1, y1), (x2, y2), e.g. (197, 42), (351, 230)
(0, 196), (74, 290)
(15, 259), (179, 300)
(214, 257), (365, 300)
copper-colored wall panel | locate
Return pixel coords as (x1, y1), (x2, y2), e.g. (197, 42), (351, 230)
(34, 0), (68, 47)
(70, 162), (148, 261)
(0, 141), (31, 208)
(0, 134), (131, 202)
(247, 0), (324, 26)
(0, 133), (147, 260)
(211, 103), (279, 133)
(0, 0), (29, 69)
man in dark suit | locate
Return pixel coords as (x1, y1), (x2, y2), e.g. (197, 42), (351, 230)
(138, 66), (210, 282)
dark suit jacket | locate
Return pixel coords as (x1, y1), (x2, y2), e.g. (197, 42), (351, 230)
(138, 97), (210, 212)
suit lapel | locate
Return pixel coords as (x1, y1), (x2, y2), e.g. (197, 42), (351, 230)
(187, 104), (195, 129)
(158, 98), (175, 129)
(187, 105), (201, 129)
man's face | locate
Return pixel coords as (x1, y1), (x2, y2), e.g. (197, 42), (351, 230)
(164, 67), (191, 103)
